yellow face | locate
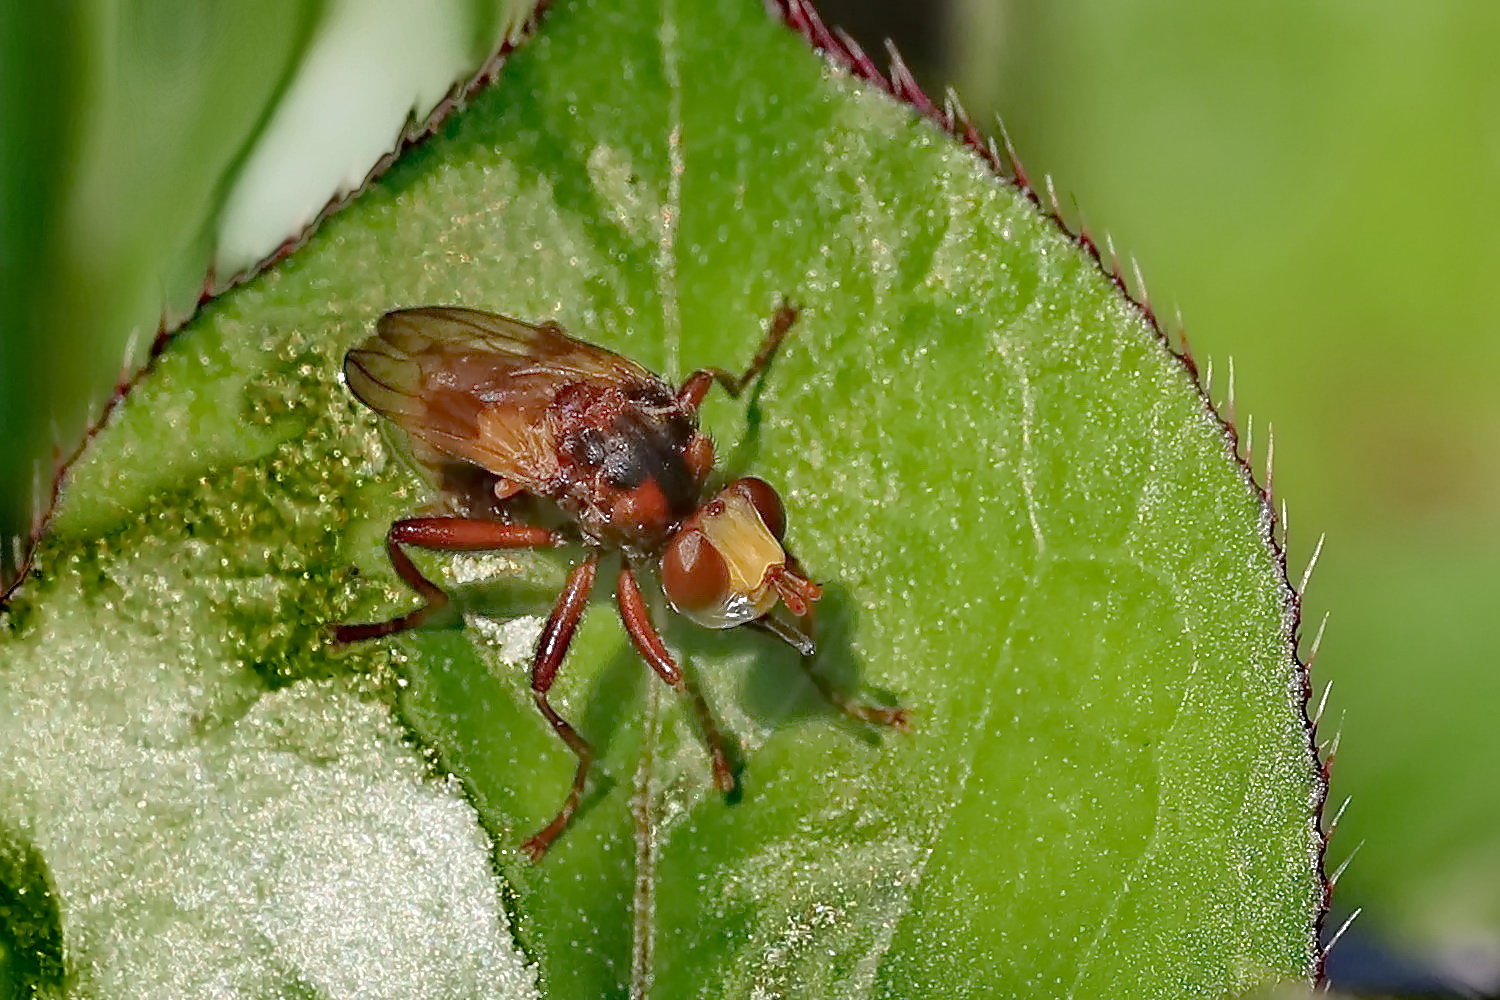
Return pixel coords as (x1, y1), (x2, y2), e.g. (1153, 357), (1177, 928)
(667, 490), (785, 628)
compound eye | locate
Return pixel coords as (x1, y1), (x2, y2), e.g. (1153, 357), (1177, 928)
(731, 477), (786, 540)
(661, 528), (731, 615)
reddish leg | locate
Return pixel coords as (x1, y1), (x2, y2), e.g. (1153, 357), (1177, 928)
(756, 599), (910, 731)
(677, 299), (800, 410)
(616, 565), (736, 793)
(520, 552), (601, 861)
(335, 517), (564, 642)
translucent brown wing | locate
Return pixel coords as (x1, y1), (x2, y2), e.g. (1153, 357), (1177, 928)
(343, 306), (658, 487)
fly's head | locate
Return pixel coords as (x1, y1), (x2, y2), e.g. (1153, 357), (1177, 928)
(660, 477), (821, 630)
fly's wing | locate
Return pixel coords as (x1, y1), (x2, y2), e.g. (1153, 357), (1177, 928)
(344, 306), (657, 487)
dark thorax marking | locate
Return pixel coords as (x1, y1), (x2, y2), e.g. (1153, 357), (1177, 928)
(606, 405), (699, 515)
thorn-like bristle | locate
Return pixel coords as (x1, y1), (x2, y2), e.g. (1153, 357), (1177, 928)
(1104, 234), (1123, 285)
(1321, 726), (1343, 762)
(1044, 173), (1062, 219)
(1327, 795), (1351, 837)
(784, 0), (820, 41)
(1324, 907), (1362, 957)
(992, 115), (1034, 200)
(884, 40), (927, 112)
(790, 0), (832, 55)
(882, 37), (904, 70)
(831, 26), (878, 78)
(1204, 357), (1215, 395)
(941, 87), (964, 133)
(945, 88), (981, 148)
(945, 100), (961, 133)
(1280, 499), (1290, 547)
(1299, 532), (1326, 595)
(1175, 306), (1196, 364)
(1313, 678), (1334, 728)
(1307, 612), (1330, 668)
(1329, 842), (1363, 886)
(983, 135), (1005, 176)
(1131, 257), (1156, 326)
(1225, 356), (1238, 427)
(1244, 414), (1255, 466)
(120, 329), (141, 386)
(1264, 422), (1276, 499)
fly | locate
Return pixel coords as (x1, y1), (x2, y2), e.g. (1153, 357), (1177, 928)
(336, 302), (907, 859)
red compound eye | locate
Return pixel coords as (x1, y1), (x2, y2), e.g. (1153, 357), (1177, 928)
(731, 476), (786, 540)
(661, 528), (731, 614)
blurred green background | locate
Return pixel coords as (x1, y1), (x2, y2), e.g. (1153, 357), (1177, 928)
(3, 0), (1497, 993)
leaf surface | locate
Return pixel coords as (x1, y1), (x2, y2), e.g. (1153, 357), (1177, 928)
(0, 0), (1321, 996)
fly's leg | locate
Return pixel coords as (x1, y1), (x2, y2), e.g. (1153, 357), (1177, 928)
(755, 598), (910, 731)
(334, 518), (565, 642)
(521, 552), (601, 861)
(677, 299), (799, 410)
(616, 564), (736, 793)
(798, 654), (911, 730)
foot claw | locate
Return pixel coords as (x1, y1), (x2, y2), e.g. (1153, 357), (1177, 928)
(852, 704), (912, 732)
(520, 836), (550, 862)
(712, 756), (737, 794)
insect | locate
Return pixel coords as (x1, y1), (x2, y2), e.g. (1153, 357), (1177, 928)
(336, 302), (907, 859)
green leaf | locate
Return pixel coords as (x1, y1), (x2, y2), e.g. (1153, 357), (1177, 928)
(979, 1), (1500, 976)
(0, 0), (1321, 995)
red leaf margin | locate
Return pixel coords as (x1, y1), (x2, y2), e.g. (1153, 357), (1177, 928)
(1, 0), (1335, 981)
